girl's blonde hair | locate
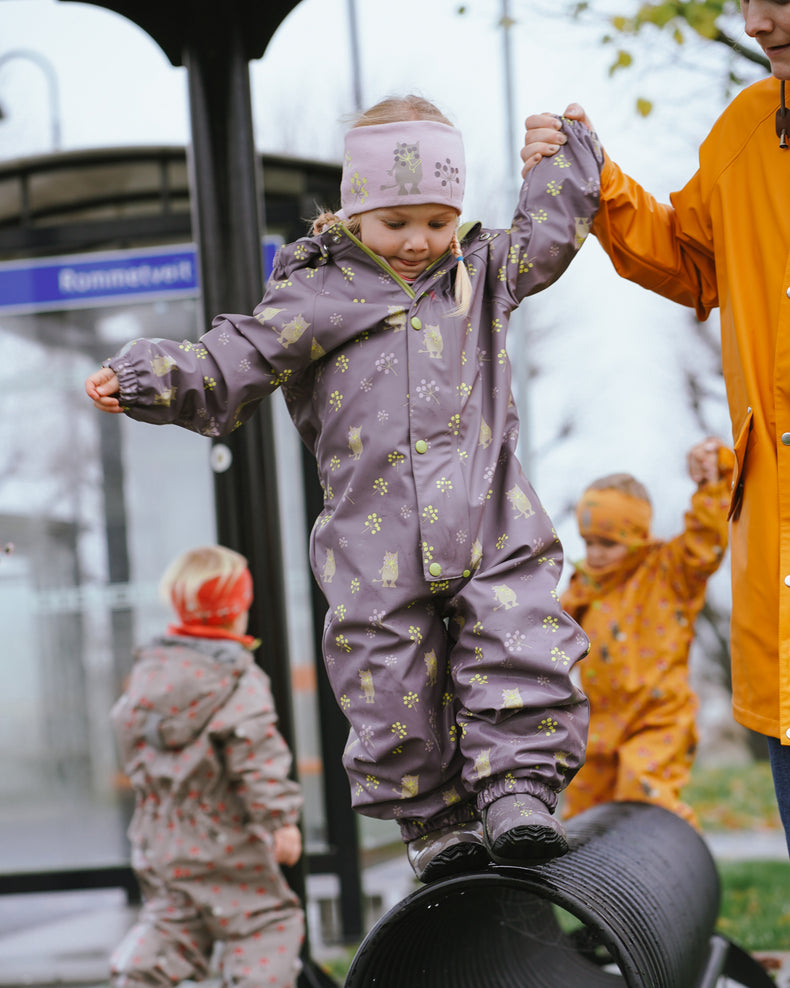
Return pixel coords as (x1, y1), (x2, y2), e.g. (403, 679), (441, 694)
(586, 472), (651, 504)
(159, 545), (249, 612)
(312, 94), (472, 315)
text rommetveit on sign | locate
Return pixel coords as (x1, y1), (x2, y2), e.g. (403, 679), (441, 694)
(0, 239), (282, 314)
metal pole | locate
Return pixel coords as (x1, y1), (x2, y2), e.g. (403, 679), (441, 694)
(499, 0), (531, 474)
(346, 0), (363, 112)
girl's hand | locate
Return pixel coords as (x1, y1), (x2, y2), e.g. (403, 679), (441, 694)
(272, 824), (302, 866)
(85, 367), (123, 413)
(520, 103), (595, 177)
(687, 437), (724, 486)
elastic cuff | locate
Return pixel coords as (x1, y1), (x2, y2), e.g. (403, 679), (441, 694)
(476, 777), (558, 815)
(107, 356), (142, 405)
(397, 802), (479, 843)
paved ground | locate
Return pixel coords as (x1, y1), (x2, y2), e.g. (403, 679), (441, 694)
(0, 832), (787, 987)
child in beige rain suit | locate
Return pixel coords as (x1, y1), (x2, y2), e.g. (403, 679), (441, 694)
(110, 546), (304, 988)
(88, 94), (604, 883)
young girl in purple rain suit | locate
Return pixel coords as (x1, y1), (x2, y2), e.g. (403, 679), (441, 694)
(87, 94), (603, 884)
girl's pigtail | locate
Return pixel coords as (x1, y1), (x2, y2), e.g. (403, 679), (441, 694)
(451, 230), (472, 316)
(312, 210), (342, 235)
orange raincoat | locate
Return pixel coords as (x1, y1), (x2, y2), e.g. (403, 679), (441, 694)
(561, 477), (730, 824)
(592, 76), (790, 745)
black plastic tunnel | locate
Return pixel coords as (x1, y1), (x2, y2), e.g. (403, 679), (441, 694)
(344, 802), (775, 988)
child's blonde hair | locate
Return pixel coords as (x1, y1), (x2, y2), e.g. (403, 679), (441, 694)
(585, 472), (651, 504)
(312, 94), (472, 315)
(160, 545), (249, 613)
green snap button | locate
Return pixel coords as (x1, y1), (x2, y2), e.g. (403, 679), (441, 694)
(462, 569), (471, 578)
(411, 316), (422, 330)
(414, 439), (428, 454)
(429, 562), (442, 577)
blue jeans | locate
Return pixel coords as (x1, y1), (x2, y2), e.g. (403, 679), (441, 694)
(767, 735), (790, 858)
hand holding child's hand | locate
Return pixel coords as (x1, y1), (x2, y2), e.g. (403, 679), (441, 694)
(520, 103), (595, 177)
(273, 824), (302, 866)
(688, 437), (727, 486)
(85, 367), (123, 413)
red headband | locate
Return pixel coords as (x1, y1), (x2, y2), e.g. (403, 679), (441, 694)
(171, 568), (253, 627)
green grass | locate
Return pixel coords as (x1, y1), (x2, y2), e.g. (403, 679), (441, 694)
(716, 859), (790, 951)
(683, 761), (790, 951)
(683, 760), (783, 832)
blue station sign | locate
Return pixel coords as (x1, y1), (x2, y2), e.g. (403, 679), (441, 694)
(0, 238), (283, 315)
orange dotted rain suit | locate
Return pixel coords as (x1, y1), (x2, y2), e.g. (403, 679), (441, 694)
(561, 471), (731, 825)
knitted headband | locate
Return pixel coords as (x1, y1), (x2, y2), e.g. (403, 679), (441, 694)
(171, 568), (253, 627)
(576, 489), (653, 547)
(340, 120), (466, 217)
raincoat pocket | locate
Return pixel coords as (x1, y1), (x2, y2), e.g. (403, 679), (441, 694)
(728, 406), (753, 521)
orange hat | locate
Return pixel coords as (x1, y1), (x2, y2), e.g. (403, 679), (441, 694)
(171, 568), (253, 627)
(576, 489), (652, 548)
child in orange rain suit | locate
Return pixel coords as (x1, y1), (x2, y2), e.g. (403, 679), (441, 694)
(560, 438), (734, 826)
(110, 545), (304, 988)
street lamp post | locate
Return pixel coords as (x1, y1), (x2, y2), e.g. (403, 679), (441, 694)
(0, 48), (62, 150)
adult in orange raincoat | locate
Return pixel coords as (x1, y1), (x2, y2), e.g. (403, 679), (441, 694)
(561, 439), (732, 827)
(520, 1), (790, 854)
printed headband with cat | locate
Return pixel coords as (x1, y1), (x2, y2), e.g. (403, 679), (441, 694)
(340, 120), (466, 217)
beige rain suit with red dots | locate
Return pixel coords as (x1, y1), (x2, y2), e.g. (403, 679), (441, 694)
(109, 635), (304, 988)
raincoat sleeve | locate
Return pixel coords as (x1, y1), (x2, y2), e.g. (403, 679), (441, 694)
(214, 665), (303, 834)
(592, 152), (719, 321)
(662, 475), (731, 601)
(104, 240), (349, 437)
(491, 117), (604, 306)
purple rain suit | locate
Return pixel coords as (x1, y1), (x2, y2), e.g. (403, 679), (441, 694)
(109, 636), (304, 987)
(107, 119), (602, 839)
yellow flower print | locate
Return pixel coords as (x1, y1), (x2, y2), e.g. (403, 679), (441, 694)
(543, 617), (559, 632)
(546, 180), (563, 197)
(469, 673), (488, 686)
(373, 478), (388, 496)
(329, 390), (343, 412)
(335, 634), (352, 652)
(538, 717), (559, 736)
(551, 647), (571, 666)
(403, 691), (420, 710)
(364, 513), (382, 535)
(422, 505), (439, 524)
(203, 377), (216, 391)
